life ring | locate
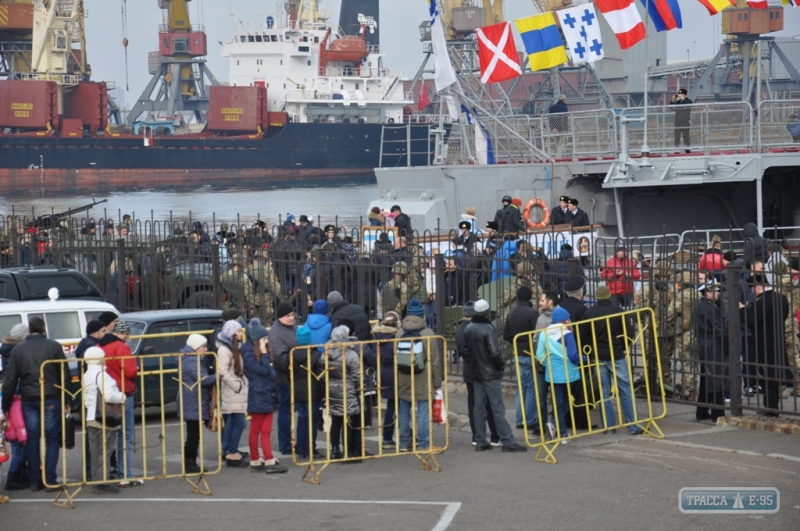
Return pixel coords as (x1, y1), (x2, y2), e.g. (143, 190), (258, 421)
(523, 198), (550, 229)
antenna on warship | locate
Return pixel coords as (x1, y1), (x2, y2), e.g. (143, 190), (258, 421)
(640, 0), (652, 167)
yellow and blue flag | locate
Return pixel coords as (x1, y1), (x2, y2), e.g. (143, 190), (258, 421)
(514, 13), (567, 72)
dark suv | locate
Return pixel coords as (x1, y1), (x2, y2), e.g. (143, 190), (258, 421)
(0, 267), (103, 301)
(122, 309), (223, 408)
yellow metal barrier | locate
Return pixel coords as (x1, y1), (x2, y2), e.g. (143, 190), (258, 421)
(290, 335), (449, 484)
(40, 351), (222, 508)
(513, 308), (666, 464)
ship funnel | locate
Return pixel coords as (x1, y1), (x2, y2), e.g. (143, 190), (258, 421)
(339, 0), (379, 47)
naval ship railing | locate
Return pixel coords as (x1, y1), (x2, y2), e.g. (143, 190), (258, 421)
(757, 100), (800, 150)
(382, 99), (800, 164)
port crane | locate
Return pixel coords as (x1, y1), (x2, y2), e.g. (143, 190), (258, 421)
(127, 0), (220, 125)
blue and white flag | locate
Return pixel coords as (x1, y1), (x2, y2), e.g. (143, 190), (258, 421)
(558, 4), (604, 64)
(462, 106), (495, 165)
(430, 1), (458, 92)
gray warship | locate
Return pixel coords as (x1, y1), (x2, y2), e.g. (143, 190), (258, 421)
(369, 2), (800, 244)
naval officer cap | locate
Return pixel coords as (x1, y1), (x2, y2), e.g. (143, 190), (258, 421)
(563, 276), (586, 292)
(567, 198), (579, 206)
(459, 220), (472, 231)
(559, 195), (570, 203)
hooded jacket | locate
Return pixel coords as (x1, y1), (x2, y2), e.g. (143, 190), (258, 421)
(177, 344), (217, 421)
(306, 313), (332, 348)
(535, 324), (581, 384)
(242, 342), (275, 414)
(99, 333), (138, 396)
(395, 316), (443, 402)
(324, 341), (361, 416)
(216, 338), (249, 414)
(601, 255), (641, 296)
(83, 348), (126, 429)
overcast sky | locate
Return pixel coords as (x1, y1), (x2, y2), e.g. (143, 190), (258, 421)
(84, 1), (800, 108)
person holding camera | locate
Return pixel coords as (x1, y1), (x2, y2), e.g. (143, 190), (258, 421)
(670, 88), (693, 153)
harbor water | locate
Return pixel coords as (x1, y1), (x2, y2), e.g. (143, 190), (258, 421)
(0, 177), (379, 229)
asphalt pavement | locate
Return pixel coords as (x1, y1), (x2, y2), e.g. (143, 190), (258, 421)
(3, 394), (799, 530)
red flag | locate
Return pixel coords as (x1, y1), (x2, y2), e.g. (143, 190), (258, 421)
(746, 0), (767, 8)
(417, 85), (431, 112)
(596, 0), (646, 50)
(476, 22), (522, 84)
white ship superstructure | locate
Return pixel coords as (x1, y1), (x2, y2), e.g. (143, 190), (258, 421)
(221, 1), (411, 124)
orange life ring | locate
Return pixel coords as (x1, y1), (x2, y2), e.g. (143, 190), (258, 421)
(523, 198), (550, 229)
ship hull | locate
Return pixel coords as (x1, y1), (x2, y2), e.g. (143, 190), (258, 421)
(0, 121), (439, 194)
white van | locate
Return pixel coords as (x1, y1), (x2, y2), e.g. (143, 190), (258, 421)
(0, 299), (118, 374)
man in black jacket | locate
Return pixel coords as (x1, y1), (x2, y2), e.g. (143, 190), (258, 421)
(328, 290), (371, 340)
(463, 300), (527, 453)
(692, 280), (728, 421)
(268, 302), (298, 454)
(2, 317), (66, 491)
(502, 286), (542, 432)
(550, 195), (570, 226)
(391, 205), (413, 241)
(566, 198), (590, 228)
(670, 88), (693, 153)
(583, 286), (644, 435)
(558, 275), (594, 430)
(455, 302), (500, 446)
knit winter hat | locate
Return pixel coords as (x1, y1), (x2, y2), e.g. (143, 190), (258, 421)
(474, 299), (490, 316)
(276, 302), (294, 320)
(462, 301), (475, 317)
(85, 320), (105, 335)
(219, 319), (243, 343)
(250, 323), (269, 342)
(552, 307), (569, 324)
(84, 346), (106, 366)
(97, 311), (119, 327)
(10, 323), (29, 340)
(516, 286), (533, 302)
(327, 291), (344, 306)
(313, 299), (329, 315)
(329, 325), (350, 343)
(407, 299), (425, 317)
(296, 326), (312, 346)
(186, 334), (208, 351)
(596, 286), (612, 300)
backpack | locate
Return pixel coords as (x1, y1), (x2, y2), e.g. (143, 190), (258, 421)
(396, 329), (425, 374)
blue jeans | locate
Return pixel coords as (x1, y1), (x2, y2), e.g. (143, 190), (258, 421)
(550, 383), (571, 438)
(399, 399), (430, 450)
(277, 384), (292, 454)
(599, 358), (640, 433)
(221, 413), (247, 455)
(295, 401), (322, 457)
(8, 440), (24, 473)
(117, 398), (135, 478)
(22, 399), (62, 486)
(515, 357), (537, 427)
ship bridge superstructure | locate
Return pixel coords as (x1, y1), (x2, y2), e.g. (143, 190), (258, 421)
(221, 1), (411, 125)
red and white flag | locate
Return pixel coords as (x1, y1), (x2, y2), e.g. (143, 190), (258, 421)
(417, 84), (431, 112)
(476, 22), (522, 84)
(595, 0), (646, 50)
(746, 0), (767, 8)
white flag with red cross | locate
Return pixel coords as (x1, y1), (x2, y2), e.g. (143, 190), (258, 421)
(476, 22), (522, 84)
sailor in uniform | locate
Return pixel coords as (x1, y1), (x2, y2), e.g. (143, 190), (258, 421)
(567, 198), (590, 228)
(550, 195), (571, 225)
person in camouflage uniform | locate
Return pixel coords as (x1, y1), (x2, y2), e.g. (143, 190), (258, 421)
(248, 249), (283, 324)
(675, 271), (698, 399)
(500, 261), (543, 312)
(634, 259), (680, 387)
(775, 260), (800, 395)
(221, 254), (255, 317)
(380, 261), (410, 316)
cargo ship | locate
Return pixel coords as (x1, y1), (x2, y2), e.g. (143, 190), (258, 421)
(0, 0), (440, 194)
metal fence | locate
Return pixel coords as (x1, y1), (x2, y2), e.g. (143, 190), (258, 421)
(2, 212), (799, 418)
(757, 100), (800, 149)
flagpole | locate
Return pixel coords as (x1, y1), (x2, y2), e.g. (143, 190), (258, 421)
(641, 0), (651, 166)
